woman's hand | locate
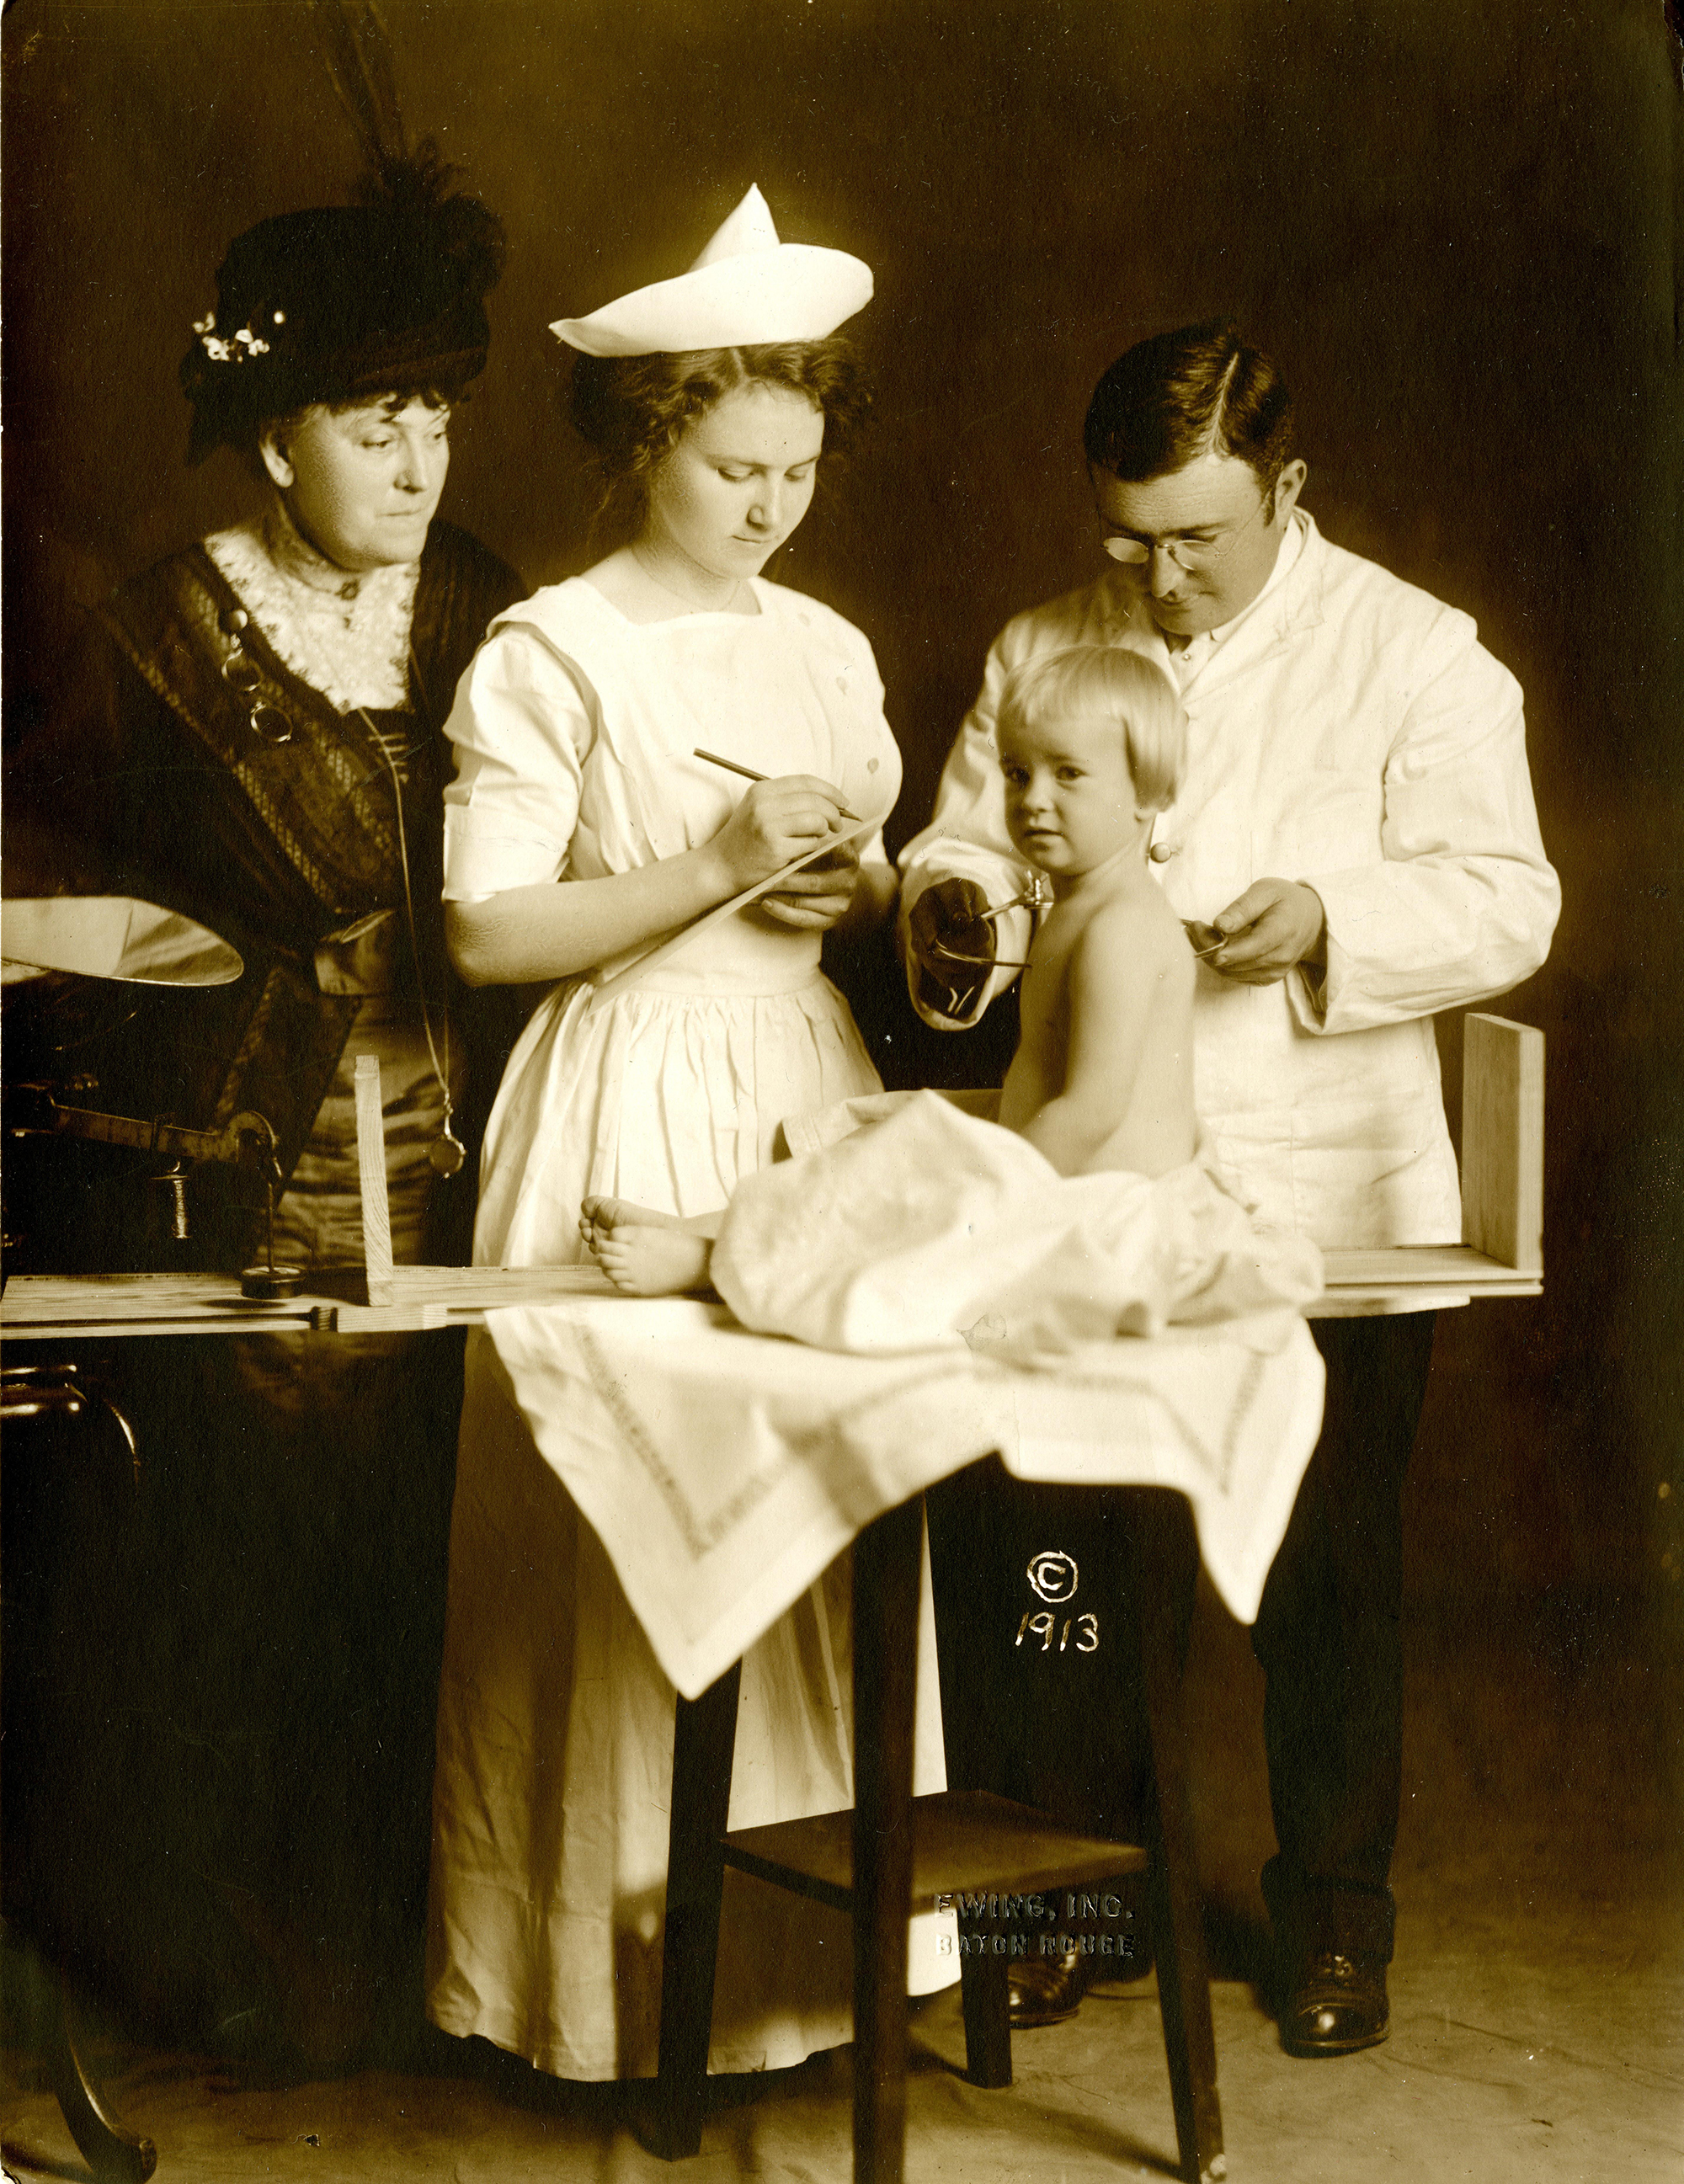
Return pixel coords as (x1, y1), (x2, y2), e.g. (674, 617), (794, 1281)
(707, 775), (851, 895)
(759, 836), (861, 929)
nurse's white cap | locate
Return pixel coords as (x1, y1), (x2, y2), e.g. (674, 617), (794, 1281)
(550, 186), (873, 357)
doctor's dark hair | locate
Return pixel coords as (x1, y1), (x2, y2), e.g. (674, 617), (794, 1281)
(997, 647), (1186, 815)
(568, 339), (870, 531)
(1083, 320), (1294, 490)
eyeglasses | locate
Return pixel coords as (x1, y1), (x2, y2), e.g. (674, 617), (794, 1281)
(1102, 488), (1274, 573)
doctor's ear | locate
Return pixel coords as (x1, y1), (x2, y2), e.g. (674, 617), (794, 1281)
(257, 427), (296, 491)
(1271, 459), (1308, 522)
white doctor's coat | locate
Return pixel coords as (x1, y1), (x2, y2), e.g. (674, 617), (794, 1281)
(898, 514), (1560, 1252)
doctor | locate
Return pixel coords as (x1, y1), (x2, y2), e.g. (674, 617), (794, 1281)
(902, 321), (1559, 2055)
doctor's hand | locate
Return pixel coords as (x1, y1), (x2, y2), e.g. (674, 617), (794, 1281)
(759, 836), (861, 930)
(1205, 879), (1327, 985)
(906, 877), (997, 1015)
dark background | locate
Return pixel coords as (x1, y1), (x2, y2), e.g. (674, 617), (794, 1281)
(3, 0), (1679, 1899)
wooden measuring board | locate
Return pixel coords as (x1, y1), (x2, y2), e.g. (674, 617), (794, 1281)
(0, 1266), (614, 1340)
(1319, 1244), (1541, 1302)
(3, 1016), (1545, 1339)
(1, 1273), (349, 1335)
(1314, 1012), (1545, 1308)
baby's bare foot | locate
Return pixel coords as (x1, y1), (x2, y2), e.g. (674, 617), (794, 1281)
(581, 1194), (685, 1233)
(592, 1226), (713, 1297)
(584, 1199), (713, 1296)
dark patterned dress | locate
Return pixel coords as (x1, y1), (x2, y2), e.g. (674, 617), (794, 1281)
(6, 511), (524, 2060)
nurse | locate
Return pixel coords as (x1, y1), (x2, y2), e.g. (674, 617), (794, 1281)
(427, 188), (947, 2087)
(900, 320), (1560, 2055)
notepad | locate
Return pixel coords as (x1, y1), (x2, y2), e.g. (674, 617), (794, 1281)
(589, 808), (887, 1004)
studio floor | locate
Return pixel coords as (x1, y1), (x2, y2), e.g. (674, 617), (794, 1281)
(3, 1580), (1678, 2184)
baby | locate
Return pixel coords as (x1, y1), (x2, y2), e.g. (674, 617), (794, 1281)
(993, 644), (1194, 1179)
(584, 645), (1197, 1297)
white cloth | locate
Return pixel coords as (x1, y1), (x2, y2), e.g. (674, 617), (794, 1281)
(711, 1089), (1325, 1360)
(427, 574), (941, 2082)
(481, 1288), (1324, 1705)
(898, 512), (1561, 1255)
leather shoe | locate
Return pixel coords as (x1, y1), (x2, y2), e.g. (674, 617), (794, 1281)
(1007, 1941), (1092, 2027)
(1280, 1950), (1389, 2056)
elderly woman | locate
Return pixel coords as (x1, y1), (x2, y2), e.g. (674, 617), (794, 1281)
(427, 189), (946, 2085)
(68, 158), (522, 1249)
(17, 157), (524, 2061)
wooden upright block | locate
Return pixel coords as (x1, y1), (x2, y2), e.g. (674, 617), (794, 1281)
(354, 1053), (396, 1308)
(1461, 1014), (1545, 1275)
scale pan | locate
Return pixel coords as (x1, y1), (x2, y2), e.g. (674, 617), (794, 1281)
(2, 897), (243, 986)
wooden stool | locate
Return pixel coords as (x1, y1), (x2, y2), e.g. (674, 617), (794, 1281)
(647, 1487), (1223, 2184)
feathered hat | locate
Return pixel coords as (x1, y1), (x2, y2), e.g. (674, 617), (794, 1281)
(179, 3), (504, 461)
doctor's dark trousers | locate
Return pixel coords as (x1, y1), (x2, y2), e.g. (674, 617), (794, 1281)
(1255, 1308), (1437, 1964)
(926, 1310), (1436, 1967)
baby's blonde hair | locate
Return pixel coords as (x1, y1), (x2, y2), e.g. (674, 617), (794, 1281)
(997, 646), (1186, 813)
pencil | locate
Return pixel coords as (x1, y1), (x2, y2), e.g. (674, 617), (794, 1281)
(694, 746), (861, 823)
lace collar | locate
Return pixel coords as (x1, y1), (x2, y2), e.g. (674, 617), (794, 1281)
(203, 495), (421, 713)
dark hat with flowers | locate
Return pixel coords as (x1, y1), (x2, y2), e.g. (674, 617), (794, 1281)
(179, 150), (505, 463)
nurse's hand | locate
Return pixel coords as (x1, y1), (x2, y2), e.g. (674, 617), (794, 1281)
(709, 775), (850, 892)
(1205, 879), (1327, 985)
(759, 837), (861, 929)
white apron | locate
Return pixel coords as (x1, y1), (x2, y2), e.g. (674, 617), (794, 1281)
(428, 576), (947, 2080)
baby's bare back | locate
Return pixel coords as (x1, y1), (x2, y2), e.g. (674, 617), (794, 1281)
(1000, 874), (1196, 1178)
